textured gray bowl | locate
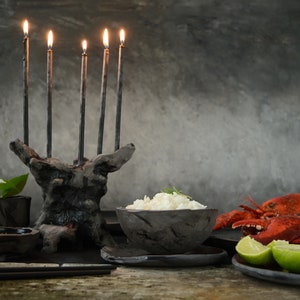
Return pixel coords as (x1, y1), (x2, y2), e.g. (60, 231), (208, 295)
(116, 208), (218, 254)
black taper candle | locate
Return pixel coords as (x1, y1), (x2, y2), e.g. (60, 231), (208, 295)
(23, 20), (29, 145)
(47, 30), (53, 158)
(78, 40), (88, 165)
(97, 28), (109, 154)
(115, 29), (125, 151)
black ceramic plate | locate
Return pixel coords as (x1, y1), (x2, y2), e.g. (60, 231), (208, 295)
(232, 254), (300, 286)
(101, 244), (228, 267)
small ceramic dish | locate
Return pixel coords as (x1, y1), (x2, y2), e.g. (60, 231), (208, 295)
(0, 227), (40, 255)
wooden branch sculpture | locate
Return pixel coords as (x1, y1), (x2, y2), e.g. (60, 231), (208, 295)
(10, 139), (135, 253)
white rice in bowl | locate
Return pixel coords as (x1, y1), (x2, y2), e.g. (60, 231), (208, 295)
(126, 192), (207, 210)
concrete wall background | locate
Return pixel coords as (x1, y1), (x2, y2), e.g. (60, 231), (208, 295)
(1, 0), (300, 224)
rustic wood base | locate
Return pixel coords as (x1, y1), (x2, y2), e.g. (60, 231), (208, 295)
(10, 139), (135, 253)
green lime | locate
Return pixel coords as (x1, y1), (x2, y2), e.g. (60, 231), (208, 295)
(272, 244), (300, 273)
(267, 240), (289, 249)
(235, 236), (273, 266)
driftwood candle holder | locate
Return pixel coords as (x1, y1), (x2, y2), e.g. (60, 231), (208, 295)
(10, 139), (135, 253)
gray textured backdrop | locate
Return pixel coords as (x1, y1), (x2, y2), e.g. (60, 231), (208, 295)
(1, 0), (300, 224)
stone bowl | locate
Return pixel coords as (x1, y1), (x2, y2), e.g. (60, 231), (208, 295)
(0, 227), (40, 255)
(116, 208), (218, 254)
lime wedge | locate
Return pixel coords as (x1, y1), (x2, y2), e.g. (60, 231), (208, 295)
(236, 236), (273, 266)
(267, 240), (289, 249)
(272, 244), (300, 273)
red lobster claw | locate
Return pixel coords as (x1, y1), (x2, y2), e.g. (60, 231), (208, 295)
(232, 216), (300, 245)
(213, 210), (257, 231)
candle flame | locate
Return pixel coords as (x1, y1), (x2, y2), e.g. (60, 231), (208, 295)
(82, 40), (87, 53)
(103, 28), (109, 48)
(23, 20), (29, 36)
(48, 30), (53, 49)
(120, 29), (125, 45)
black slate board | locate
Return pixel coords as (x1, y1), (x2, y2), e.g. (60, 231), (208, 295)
(0, 262), (116, 280)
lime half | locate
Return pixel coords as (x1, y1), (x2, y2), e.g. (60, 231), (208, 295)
(272, 244), (300, 273)
(235, 236), (273, 266)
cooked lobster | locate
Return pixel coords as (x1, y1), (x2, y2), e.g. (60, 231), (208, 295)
(213, 193), (300, 244)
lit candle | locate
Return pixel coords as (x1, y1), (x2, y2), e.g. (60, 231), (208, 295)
(97, 28), (110, 154)
(78, 40), (88, 165)
(114, 29), (125, 151)
(47, 30), (53, 158)
(23, 20), (29, 145)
